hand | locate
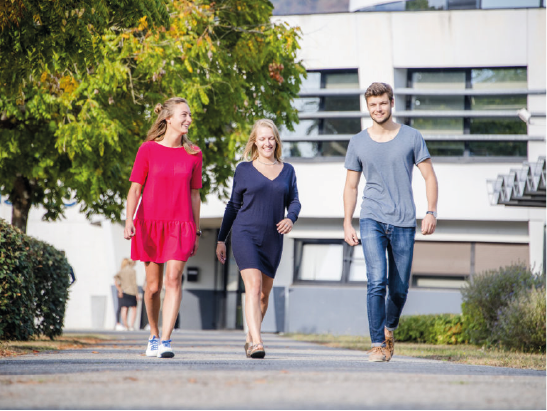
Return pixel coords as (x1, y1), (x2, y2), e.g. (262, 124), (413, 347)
(344, 224), (360, 246)
(117, 290), (123, 298)
(276, 218), (293, 234)
(191, 236), (200, 256)
(124, 221), (136, 240)
(421, 214), (437, 235)
(216, 242), (227, 264)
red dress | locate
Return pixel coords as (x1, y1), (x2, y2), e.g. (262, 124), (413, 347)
(129, 141), (202, 263)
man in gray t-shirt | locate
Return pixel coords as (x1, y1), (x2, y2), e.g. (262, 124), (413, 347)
(343, 82), (439, 363)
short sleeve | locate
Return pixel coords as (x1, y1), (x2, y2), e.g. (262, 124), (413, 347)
(190, 150), (203, 189)
(414, 130), (431, 165)
(344, 137), (362, 172)
(129, 143), (149, 185)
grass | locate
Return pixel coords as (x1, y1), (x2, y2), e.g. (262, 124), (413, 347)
(285, 333), (546, 371)
(0, 334), (113, 357)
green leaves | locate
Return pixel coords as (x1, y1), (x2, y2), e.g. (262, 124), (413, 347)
(0, 0), (305, 230)
(0, 218), (71, 340)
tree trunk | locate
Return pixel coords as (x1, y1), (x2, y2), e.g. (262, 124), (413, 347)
(10, 175), (33, 234)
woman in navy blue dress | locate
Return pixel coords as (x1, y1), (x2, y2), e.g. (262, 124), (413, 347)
(216, 119), (301, 359)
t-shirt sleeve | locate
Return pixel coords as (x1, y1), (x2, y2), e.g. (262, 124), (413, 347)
(129, 143), (149, 185)
(344, 137), (362, 172)
(414, 131), (431, 165)
(191, 150), (203, 189)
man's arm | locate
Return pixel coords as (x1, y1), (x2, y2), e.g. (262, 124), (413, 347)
(416, 159), (438, 235)
(343, 170), (361, 246)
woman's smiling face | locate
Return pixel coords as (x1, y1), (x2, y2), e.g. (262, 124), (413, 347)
(255, 126), (276, 159)
(168, 103), (192, 135)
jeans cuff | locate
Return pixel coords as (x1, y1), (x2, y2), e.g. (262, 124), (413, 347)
(371, 342), (385, 348)
(385, 326), (397, 332)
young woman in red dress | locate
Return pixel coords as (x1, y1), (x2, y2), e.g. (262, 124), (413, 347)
(124, 97), (202, 358)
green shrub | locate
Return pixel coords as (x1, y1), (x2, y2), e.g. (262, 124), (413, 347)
(29, 238), (71, 339)
(395, 314), (466, 345)
(0, 218), (71, 340)
(493, 285), (546, 353)
(461, 263), (541, 345)
(0, 219), (35, 340)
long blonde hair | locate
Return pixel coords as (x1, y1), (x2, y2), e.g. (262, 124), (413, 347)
(243, 119), (283, 161)
(144, 97), (199, 155)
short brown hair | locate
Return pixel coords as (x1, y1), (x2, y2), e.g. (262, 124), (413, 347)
(365, 82), (394, 102)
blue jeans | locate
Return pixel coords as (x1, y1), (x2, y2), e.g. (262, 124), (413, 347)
(360, 218), (415, 346)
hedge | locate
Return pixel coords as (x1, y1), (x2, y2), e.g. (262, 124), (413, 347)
(0, 219), (35, 340)
(395, 314), (467, 345)
(395, 264), (546, 353)
(461, 263), (542, 346)
(0, 218), (71, 340)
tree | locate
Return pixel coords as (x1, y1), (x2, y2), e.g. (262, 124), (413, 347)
(0, 0), (170, 92)
(0, 0), (305, 232)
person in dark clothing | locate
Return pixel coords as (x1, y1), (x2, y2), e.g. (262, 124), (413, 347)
(216, 119), (301, 359)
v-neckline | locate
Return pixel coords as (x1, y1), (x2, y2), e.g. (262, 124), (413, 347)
(251, 161), (285, 182)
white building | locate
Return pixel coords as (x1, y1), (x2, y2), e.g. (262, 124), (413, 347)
(2, 0), (544, 335)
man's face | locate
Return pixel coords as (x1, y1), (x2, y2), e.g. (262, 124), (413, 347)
(366, 93), (394, 125)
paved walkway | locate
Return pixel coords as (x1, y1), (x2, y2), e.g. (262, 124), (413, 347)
(0, 330), (545, 409)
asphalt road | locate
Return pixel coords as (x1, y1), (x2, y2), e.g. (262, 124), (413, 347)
(0, 330), (545, 409)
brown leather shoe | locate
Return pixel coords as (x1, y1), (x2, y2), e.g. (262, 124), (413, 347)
(367, 346), (386, 362)
(250, 343), (266, 359)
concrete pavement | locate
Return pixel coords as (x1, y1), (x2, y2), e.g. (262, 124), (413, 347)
(0, 330), (545, 409)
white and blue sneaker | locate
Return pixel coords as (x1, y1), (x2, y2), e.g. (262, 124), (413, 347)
(145, 335), (159, 357)
(157, 339), (175, 358)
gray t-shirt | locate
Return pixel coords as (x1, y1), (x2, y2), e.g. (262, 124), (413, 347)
(344, 124), (430, 227)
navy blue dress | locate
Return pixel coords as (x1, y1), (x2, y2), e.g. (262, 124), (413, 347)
(218, 161), (301, 278)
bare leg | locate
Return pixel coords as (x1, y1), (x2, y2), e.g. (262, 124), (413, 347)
(120, 306), (129, 329)
(241, 269), (264, 345)
(260, 274), (274, 320)
(246, 273), (274, 343)
(160, 260), (185, 341)
(144, 262), (164, 339)
(128, 305), (137, 329)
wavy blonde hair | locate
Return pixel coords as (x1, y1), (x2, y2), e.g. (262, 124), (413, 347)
(144, 97), (199, 154)
(243, 119), (283, 161)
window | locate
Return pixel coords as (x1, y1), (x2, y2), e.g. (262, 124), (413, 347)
(294, 239), (530, 288)
(400, 67), (529, 158)
(282, 69), (361, 148)
(411, 241), (530, 289)
(354, 0), (544, 12)
(294, 239), (368, 283)
(282, 141), (349, 159)
(295, 240), (344, 281)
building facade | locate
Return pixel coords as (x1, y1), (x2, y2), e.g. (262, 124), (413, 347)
(2, 1), (544, 334)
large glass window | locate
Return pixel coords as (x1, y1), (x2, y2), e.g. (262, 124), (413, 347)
(295, 241), (344, 281)
(281, 69), (361, 141)
(471, 68), (527, 90)
(481, 0), (541, 9)
(282, 141), (349, 159)
(352, 0), (544, 12)
(294, 240), (368, 283)
(294, 239), (530, 288)
(411, 241), (530, 289)
(404, 67), (529, 158)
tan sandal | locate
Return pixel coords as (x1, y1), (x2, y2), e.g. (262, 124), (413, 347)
(250, 343), (266, 359)
(244, 342), (253, 358)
